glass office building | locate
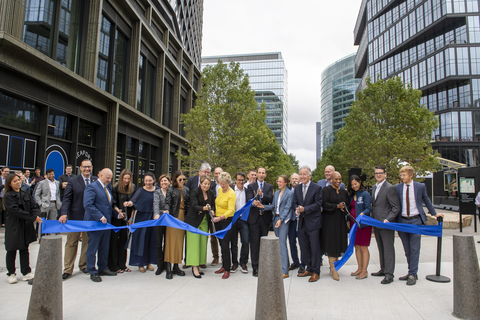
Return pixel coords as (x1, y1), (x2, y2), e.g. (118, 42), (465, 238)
(320, 53), (360, 155)
(316, 122), (322, 161)
(354, 0), (480, 166)
(202, 53), (288, 153)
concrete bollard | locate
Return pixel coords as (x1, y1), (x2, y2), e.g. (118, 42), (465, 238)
(453, 234), (480, 320)
(27, 235), (63, 320)
(255, 236), (287, 320)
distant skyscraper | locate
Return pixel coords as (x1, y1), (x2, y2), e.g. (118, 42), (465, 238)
(320, 53), (360, 154)
(202, 52), (288, 152)
(316, 122), (322, 161)
(170, 0), (204, 67)
(354, 0), (480, 166)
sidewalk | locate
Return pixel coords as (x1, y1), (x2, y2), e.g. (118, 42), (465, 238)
(1, 220), (480, 319)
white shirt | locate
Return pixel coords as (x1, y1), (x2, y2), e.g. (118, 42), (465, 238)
(402, 182), (420, 217)
(47, 179), (57, 201)
(475, 192), (480, 206)
(234, 185), (246, 211)
(82, 174), (91, 186)
(0, 176), (5, 197)
(301, 181), (311, 199)
(374, 180), (386, 200)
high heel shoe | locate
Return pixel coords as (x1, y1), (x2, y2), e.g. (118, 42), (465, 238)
(192, 267), (202, 279)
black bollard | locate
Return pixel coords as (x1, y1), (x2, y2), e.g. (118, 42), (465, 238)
(426, 217), (450, 283)
(27, 235), (63, 320)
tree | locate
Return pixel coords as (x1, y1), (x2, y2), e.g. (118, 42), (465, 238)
(288, 153), (300, 172)
(334, 76), (440, 185)
(311, 139), (350, 184)
(178, 61), (294, 183)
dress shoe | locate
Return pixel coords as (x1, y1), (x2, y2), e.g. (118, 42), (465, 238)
(199, 264), (207, 268)
(297, 266), (305, 275)
(288, 263), (300, 271)
(99, 269), (117, 276)
(81, 268), (89, 275)
(406, 275), (417, 285)
(351, 270), (361, 276)
(283, 274), (289, 279)
(211, 258), (219, 266)
(356, 272), (368, 280)
(381, 276), (393, 284)
(371, 270), (385, 277)
(139, 266), (146, 273)
(147, 264), (154, 271)
(241, 264), (248, 273)
(215, 267), (226, 274)
(165, 262), (173, 280)
(298, 271), (313, 277)
(62, 273), (72, 280)
(172, 264), (185, 276)
(155, 263), (166, 275)
(230, 265), (238, 273)
(222, 271), (230, 279)
(182, 264), (191, 269)
(90, 274), (102, 282)
(253, 269), (258, 277)
(399, 274), (418, 281)
(308, 273), (320, 282)
(192, 268), (202, 279)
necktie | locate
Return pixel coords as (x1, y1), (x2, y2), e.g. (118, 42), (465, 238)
(303, 185), (307, 201)
(85, 178), (90, 186)
(406, 185), (410, 217)
(260, 182), (264, 191)
(105, 187), (111, 203)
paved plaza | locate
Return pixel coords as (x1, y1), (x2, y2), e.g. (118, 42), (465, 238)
(1, 213), (479, 320)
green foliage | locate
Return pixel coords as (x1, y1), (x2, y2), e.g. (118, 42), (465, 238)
(311, 139), (350, 185)
(177, 61), (296, 186)
(333, 76), (440, 185)
(288, 153), (300, 172)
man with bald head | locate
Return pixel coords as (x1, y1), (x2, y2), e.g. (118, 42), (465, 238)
(317, 165), (345, 189)
(84, 168), (124, 282)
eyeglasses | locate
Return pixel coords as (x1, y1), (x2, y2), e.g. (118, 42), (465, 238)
(178, 178), (186, 181)
(81, 166), (92, 169)
(374, 172), (385, 175)
(236, 179), (245, 182)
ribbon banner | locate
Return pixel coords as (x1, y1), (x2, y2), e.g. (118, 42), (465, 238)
(334, 215), (443, 271)
(42, 199), (253, 240)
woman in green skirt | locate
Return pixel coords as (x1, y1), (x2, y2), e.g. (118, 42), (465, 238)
(184, 176), (216, 278)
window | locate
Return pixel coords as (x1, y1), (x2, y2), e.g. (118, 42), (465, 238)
(467, 0), (479, 12)
(426, 39), (435, 56)
(162, 71), (174, 129)
(429, 92), (437, 111)
(469, 16), (480, 43)
(179, 89), (187, 136)
(78, 120), (96, 146)
(445, 48), (456, 76)
(441, 112), (459, 141)
(0, 91), (40, 132)
(402, 17), (409, 43)
(473, 79), (480, 107)
(409, 46), (417, 64)
(389, 28), (396, 50)
(418, 61), (427, 88)
(453, 0), (466, 13)
(435, 34), (445, 50)
(95, 5), (131, 101)
(402, 50), (409, 69)
(457, 47), (469, 75)
(417, 6), (424, 31)
(448, 85), (458, 108)
(475, 111), (480, 139)
(432, 0), (442, 21)
(396, 22), (403, 45)
(410, 65), (418, 89)
(438, 89), (447, 110)
(48, 108), (72, 140)
(168, 43), (178, 62)
(23, 0), (85, 73)
(436, 52), (445, 80)
(427, 56), (436, 85)
(409, 12), (416, 37)
(455, 24), (467, 43)
(459, 83), (471, 107)
(460, 112), (473, 140)
(418, 42), (426, 60)
(137, 44), (156, 118)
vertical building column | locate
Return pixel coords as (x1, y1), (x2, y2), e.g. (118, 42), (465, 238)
(0, 0), (26, 39)
(155, 51), (165, 124)
(172, 74), (181, 133)
(127, 21), (142, 108)
(83, 0), (103, 83)
(104, 102), (119, 171)
(162, 132), (171, 174)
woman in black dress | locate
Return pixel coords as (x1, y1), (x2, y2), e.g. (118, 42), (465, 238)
(110, 169), (136, 273)
(321, 171), (350, 281)
(3, 173), (42, 284)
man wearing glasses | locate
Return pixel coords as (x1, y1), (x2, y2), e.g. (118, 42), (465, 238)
(370, 165), (400, 284)
(58, 159), (97, 280)
(230, 172), (249, 273)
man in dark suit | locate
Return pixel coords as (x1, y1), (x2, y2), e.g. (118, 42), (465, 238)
(0, 166), (10, 227)
(371, 165), (400, 284)
(395, 166), (443, 285)
(186, 162), (219, 266)
(247, 167), (274, 277)
(58, 164), (76, 200)
(84, 168), (123, 282)
(293, 165), (323, 282)
(59, 159), (97, 280)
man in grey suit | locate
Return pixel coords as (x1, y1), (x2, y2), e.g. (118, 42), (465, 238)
(35, 168), (62, 220)
(370, 165), (400, 284)
(395, 166), (443, 285)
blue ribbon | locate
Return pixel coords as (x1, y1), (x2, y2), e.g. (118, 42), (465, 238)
(334, 215), (443, 271)
(41, 199), (253, 240)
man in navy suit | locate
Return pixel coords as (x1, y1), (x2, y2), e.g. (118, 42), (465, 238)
(293, 165), (323, 282)
(247, 167), (274, 277)
(395, 166), (443, 286)
(59, 159), (97, 280)
(84, 168), (123, 282)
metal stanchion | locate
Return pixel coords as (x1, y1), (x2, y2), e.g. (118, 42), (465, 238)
(426, 216), (450, 283)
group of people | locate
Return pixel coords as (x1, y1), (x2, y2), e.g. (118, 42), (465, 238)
(1, 160), (443, 285)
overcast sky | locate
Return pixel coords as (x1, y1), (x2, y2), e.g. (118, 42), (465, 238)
(201, 0), (361, 170)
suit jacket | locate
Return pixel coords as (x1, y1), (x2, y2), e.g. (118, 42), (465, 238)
(394, 181), (437, 225)
(263, 188), (294, 222)
(84, 180), (116, 223)
(371, 181), (400, 222)
(58, 174), (76, 198)
(293, 182), (323, 230)
(317, 179), (346, 190)
(246, 180), (274, 225)
(34, 179), (62, 211)
(184, 188), (215, 228)
(60, 174), (97, 220)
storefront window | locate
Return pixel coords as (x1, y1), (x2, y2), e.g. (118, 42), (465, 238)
(0, 92), (40, 132)
(48, 108), (72, 140)
(78, 120), (96, 146)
